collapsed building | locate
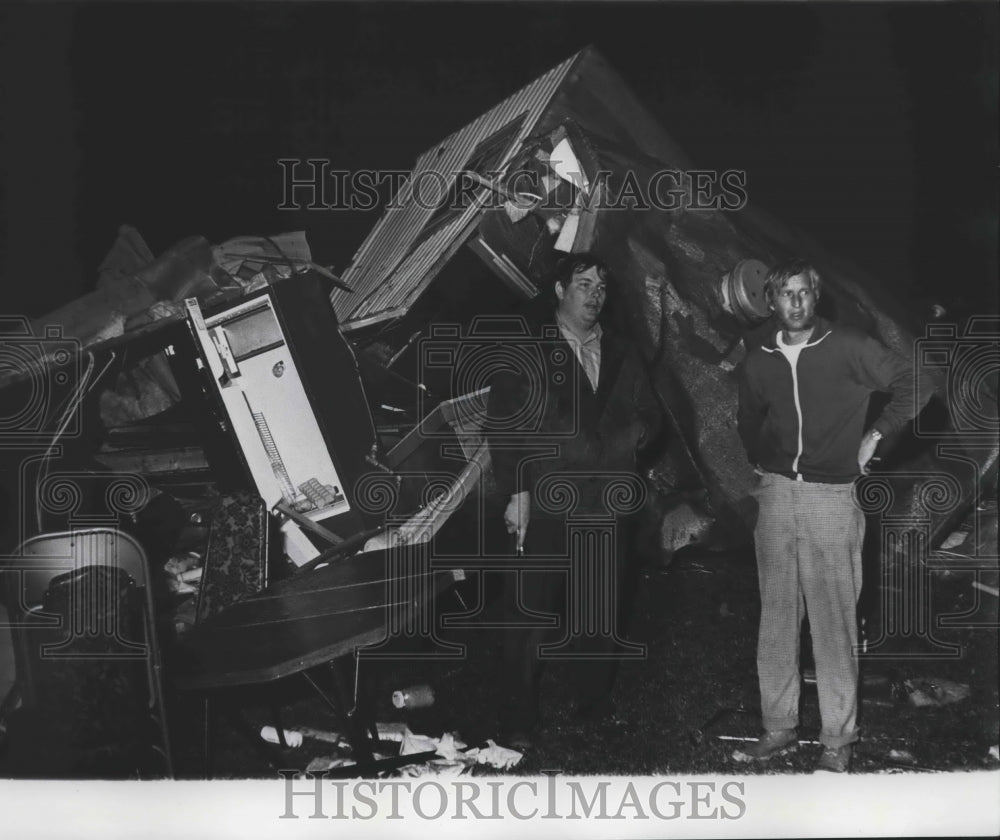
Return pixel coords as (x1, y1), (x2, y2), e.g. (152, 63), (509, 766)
(329, 45), (996, 554)
(0, 46), (995, 777)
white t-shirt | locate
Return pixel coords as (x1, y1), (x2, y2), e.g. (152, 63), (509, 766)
(556, 317), (602, 393)
(776, 330), (807, 365)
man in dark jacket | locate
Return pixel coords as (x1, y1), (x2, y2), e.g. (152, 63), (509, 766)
(486, 255), (661, 746)
(734, 258), (930, 772)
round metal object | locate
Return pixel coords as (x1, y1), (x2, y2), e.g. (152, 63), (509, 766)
(721, 259), (770, 323)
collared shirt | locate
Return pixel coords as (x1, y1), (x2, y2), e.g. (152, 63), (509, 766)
(556, 315), (602, 392)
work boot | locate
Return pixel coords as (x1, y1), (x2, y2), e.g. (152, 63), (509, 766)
(731, 729), (798, 763)
(815, 744), (852, 773)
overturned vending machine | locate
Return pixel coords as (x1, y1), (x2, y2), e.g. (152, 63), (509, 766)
(0, 234), (474, 776)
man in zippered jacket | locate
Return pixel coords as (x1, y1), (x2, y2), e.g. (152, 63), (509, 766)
(733, 259), (930, 773)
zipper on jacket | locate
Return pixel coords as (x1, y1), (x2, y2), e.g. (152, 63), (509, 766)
(789, 354), (804, 480)
(764, 329), (832, 482)
(770, 339), (807, 480)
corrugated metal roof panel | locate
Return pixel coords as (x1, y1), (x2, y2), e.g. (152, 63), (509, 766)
(332, 50), (583, 329)
(351, 218), (465, 319)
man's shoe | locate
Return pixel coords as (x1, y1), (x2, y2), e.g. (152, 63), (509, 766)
(731, 729), (798, 763)
(815, 744), (852, 773)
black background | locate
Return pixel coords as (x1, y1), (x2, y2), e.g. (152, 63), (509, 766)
(1, 2), (996, 320)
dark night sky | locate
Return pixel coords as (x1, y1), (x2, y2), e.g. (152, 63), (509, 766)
(1, 2), (997, 320)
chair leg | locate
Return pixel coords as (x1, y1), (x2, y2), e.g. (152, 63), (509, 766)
(201, 690), (289, 776)
(203, 694), (217, 779)
(142, 591), (174, 777)
(151, 682), (174, 777)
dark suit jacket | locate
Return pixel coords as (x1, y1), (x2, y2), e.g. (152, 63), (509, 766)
(486, 312), (661, 519)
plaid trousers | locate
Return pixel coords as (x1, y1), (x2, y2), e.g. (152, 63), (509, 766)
(753, 472), (865, 748)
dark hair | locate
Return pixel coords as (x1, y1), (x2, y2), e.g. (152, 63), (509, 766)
(764, 258), (822, 304)
(553, 254), (612, 291)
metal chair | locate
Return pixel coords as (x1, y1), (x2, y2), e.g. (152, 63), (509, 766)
(4, 527), (173, 776)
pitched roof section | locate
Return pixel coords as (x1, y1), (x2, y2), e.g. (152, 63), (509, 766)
(332, 49), (585, 331)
